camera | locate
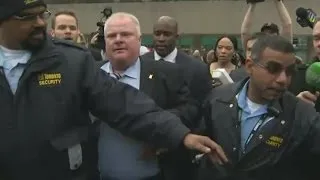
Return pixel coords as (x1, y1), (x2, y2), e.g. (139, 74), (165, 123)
(92, 7), (113, 50)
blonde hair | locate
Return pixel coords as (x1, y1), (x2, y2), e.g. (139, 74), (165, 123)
(104, 12), (141, 37)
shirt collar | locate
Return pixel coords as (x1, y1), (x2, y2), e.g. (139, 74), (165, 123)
(237, 80), (267, 113)
(154, 48), (177, 63)
(0, 46), (31, 68)
(101, 58), (140, 79)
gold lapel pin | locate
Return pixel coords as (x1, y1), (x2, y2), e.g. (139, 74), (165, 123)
(149, 74), (153, 79)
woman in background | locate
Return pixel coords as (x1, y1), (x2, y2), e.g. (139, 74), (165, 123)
(209, 35), (238, 75)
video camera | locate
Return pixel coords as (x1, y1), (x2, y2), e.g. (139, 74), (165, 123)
(296, 7), (317, 29)
(93, 7), (113, 50)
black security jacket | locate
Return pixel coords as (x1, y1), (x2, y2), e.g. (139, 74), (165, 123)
(197, 78), (320, 180)
(0, 38), (189, 180)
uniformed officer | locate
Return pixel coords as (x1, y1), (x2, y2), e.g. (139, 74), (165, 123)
(0, 0), (227, 179)
(198, 35), (320, 180)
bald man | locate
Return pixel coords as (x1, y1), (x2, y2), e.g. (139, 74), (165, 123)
(143, 16), (211, 116)
(142, 16), (212, 180)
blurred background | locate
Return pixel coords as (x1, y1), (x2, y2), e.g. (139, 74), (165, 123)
(46, 0), (318, 61)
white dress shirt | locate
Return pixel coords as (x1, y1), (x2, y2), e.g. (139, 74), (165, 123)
(154, 48), (177, 63)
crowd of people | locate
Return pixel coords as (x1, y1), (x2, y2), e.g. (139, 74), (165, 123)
(1, 0), (320, 180)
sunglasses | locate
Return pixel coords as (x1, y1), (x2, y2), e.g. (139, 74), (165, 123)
(255, 61), (297, 76)
(13, 10), (51, 21)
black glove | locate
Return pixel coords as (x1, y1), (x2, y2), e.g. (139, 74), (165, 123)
(247, 0), (265, 3)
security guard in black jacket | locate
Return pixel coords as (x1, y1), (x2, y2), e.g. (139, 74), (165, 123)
(0, 1), (228, 180)
(197, 36), (320, 180)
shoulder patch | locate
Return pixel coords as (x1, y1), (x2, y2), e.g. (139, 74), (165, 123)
(52, 38), (87, 51)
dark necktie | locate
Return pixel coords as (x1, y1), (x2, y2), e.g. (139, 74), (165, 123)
(113, 72), (123, 80)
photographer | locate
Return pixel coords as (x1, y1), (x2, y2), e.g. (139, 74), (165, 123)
(88, 7), (113, 59)
(241, 0), (292, 48)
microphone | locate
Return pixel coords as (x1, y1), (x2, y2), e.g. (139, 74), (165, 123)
(305, 62), (320, 93)
(296, 7), (317, 29)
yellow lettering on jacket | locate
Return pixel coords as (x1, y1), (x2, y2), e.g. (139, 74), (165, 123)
(265, 136), (283, 148)
(38, 73), (62, 86)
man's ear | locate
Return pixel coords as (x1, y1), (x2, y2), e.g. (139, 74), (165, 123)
(245, 57), (255, 75)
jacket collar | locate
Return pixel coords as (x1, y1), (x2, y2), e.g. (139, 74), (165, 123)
(217, 77), (283, 116)
(29, 36), (59, 64)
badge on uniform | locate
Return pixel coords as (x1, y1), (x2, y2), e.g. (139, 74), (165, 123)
(68, 144), (83, 170)
(265, 136), (283, 148)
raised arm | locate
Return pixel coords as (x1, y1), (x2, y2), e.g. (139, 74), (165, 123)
(241, 3), (257, 48)
(274, 0), (293, 42)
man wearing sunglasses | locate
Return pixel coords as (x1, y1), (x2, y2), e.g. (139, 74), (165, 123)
(0, 0), (229, 180)
(197, 35), (320, 180)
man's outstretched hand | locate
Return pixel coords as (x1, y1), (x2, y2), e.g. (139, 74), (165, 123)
(183, 134), (229, 165)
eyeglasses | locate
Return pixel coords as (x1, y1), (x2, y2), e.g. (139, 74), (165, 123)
(255, 61), (297, 76)
(13, 10), (51, 21)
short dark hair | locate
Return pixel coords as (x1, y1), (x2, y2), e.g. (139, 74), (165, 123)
(260, 23), (279, 35)
(51, 10), (78, 29)
(251, 35), (294, 62)
(247, 32), (267, 42)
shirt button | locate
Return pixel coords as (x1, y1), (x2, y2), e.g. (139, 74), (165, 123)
(259, 134), (263, 139)
(232, 147), (237, 151)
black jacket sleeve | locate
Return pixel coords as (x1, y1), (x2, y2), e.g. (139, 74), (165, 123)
(165, 68), (199, 129)
(296, 99), (320, 153)
(81, 52), (190, 149)
(229, 67), (248, 82)
(190, 61), (212, 103)
(293, 99), (320, 177)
